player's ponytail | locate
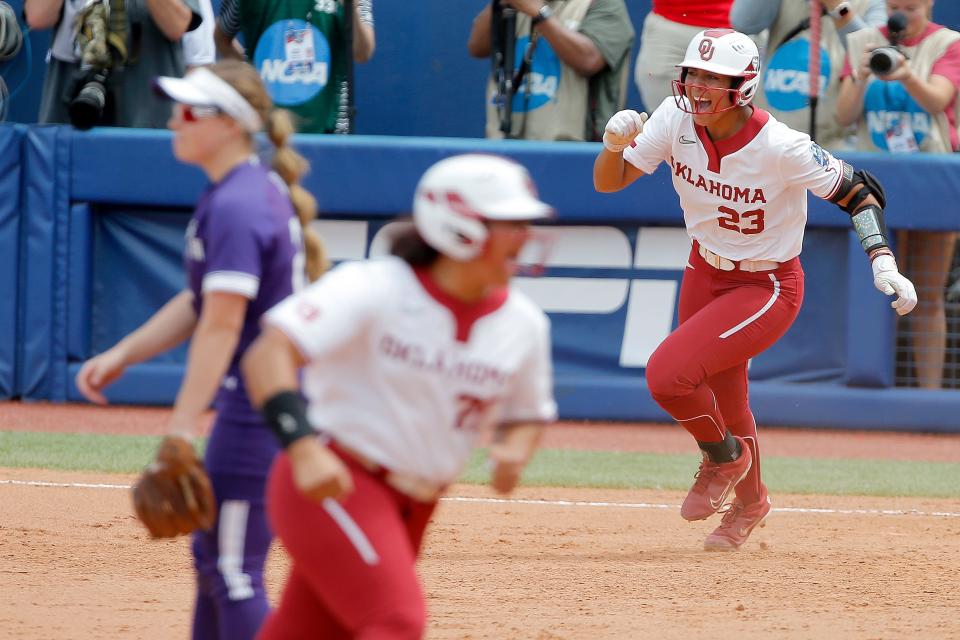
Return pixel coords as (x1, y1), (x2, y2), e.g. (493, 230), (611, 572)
(266, 109), (328, 281)
(208, 60), (328, 283)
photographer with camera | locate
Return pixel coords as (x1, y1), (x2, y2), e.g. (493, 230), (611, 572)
(467, 0), (634, 141)
(26, 0), (202, 129)
(836, 0), (960, 389)
(731, 0), (887, 150)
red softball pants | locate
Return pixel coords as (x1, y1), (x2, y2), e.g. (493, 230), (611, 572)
(645, 241), (804, 505)
(258, 449), (437, 640)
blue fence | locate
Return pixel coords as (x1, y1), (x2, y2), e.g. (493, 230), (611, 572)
(5, 124), (960, 431)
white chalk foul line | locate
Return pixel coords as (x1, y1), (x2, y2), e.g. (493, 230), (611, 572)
(442, 496), (960, 518)
(1, 479), (132, 490)
(5, 479), (958, 518)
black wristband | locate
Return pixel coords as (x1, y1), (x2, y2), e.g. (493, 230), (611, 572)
(261, 390), (314, 448)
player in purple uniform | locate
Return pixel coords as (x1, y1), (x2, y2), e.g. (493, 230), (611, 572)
(74, 60), (325, 640)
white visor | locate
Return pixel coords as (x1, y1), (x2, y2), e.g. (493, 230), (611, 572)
(481, 196), (554, 221)
(154, 67), (263, 133)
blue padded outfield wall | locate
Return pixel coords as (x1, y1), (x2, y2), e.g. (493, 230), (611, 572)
(5, 124), (960, 432)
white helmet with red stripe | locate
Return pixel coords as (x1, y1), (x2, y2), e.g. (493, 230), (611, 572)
(672, 29), (761, 114)
(413, 154), (553, 261)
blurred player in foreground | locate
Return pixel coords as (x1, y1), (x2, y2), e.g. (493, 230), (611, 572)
(242, 153), (558, 637)
(594, 29), (917, 551)
(76, 60), (324, 639)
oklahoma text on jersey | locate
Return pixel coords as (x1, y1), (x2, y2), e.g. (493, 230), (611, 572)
(379, 333), (509, 386)
(669, 156), (768, 205)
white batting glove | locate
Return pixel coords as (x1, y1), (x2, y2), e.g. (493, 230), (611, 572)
(871, 254), (917, 315)
(603, 110), (648, 153)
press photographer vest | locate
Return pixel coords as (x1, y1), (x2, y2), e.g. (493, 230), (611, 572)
(847, 25), (960, 153)
(238, 0), (347, 134)
(485, 0), (592, 141)
(757, 0), (872, 150)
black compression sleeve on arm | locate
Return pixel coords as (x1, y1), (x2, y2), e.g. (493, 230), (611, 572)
(261, 390), (315, 448)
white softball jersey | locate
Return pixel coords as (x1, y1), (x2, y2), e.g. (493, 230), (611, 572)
(624, 98), (845, 262)
(264, 256), (558, 486)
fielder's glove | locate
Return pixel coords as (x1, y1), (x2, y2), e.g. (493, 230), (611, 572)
(871, 253), (917, 315)
(603, 110), (648, 153)
(132, 436), (216, 538)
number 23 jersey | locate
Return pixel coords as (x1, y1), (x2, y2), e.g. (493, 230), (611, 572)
(265, 256), (558, 486)
(624, 98), (845, 263)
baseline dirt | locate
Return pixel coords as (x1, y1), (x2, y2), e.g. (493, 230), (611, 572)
(2, 403), (960, 639)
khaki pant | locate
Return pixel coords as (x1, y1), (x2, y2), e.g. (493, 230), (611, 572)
(635, 12), (706, 112)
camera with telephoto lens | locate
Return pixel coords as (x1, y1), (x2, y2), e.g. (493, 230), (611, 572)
(868, 11), (908, 75)
(68, 68), (111, 130)
(67, 0), (128, 129)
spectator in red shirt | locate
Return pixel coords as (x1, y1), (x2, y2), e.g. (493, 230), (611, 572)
(634, 0), (735, 111)
(837, 0), (960, 389)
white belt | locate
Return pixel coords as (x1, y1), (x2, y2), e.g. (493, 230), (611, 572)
(333, 440), (446, 503)
(697, 244), (780, 273)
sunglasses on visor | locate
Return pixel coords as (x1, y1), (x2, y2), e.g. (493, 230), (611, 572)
(179, 104), (222, 122)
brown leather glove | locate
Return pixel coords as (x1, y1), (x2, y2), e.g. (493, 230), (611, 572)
(132, 436), (216, 538)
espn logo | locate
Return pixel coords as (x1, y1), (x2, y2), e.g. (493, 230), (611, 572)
(312, 221), (689, 368)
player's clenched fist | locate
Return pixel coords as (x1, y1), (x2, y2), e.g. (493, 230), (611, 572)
(603, 110), (648, 153)
(871, 254), (917, 315)
(288, 436), (354, 502)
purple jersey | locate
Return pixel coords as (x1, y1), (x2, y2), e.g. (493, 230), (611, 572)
(185, 158), (303, 422)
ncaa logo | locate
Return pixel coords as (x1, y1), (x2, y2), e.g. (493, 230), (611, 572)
(763, 39), (829, 111)
(502, 36), (561, 112)
(253, 19), (331, 106)
(863, 80), (930, 150)
(698, 39), (715, 61)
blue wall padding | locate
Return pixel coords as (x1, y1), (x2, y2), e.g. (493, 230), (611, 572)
(556, 377), (960, 433)
(66, 362), (185, 405)
(70, 129), (208, 206)
(0, 125), (22, 396)
(845, 234), (896, 387)
(19, 126), (71, 400)
(67, 131), (960, 228)
(90, 209), (192, 360)
(759, 229), (848, 383)
(66, 204), (92, 361)
(6, 125), (960, 431)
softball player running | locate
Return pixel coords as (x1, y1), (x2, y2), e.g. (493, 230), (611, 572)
(594, 29), (917, 550)
(75, 60), (323, 638)
(241, 154), (558, 638)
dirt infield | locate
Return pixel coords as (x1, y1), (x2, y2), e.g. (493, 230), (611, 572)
(2, 403), (960, 639)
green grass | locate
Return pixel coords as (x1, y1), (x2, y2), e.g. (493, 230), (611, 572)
(0, 432), (186, 474)
(463, 449), (960, 498)
(2, 431), (958, 498)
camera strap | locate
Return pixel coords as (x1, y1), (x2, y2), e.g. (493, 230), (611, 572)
(513, 28), (539, 139)
(511, 29), (539, 92)
(773, 17), (811, 53)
